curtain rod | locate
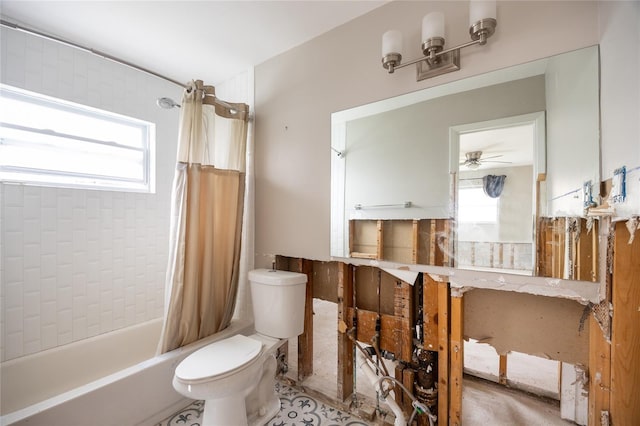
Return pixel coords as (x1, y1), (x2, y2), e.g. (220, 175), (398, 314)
(1, 19), (250, 121)
(1, 18), (186, 88)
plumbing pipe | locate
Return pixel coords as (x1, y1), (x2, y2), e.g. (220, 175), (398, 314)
(345, 325), (436, 426)
(358, 353), (407, 426)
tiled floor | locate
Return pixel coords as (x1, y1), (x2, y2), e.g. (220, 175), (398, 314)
(156, 382), (368, 426)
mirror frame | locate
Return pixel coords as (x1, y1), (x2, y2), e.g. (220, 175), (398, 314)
(330, 46), (604, 303)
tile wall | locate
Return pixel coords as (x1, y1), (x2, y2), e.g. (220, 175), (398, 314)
(0, 26), (182, 361)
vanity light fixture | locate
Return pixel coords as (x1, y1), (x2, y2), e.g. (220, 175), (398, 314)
(382, 1), (497, 81)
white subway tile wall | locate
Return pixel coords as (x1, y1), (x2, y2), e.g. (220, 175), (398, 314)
(0, 27), (183, 361)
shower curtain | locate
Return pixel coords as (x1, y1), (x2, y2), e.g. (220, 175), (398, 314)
(158, 80), (249, 354)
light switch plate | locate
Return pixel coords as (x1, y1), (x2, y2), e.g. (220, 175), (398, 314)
(611, 166), (626, 204)
(583, 180), (594, 209)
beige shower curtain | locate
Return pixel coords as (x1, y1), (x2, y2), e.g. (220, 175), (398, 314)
(158, 80), (249, 354)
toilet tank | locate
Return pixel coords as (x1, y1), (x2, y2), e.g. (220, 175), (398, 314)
(249, 269), (307, 339)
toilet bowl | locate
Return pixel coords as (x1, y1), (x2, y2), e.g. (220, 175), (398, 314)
(172, 333), (282, 425)
(172, 269), (307, 426)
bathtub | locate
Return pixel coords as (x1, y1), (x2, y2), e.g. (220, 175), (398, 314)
(0, 318), (253, 426)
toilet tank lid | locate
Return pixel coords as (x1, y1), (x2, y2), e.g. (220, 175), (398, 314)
(249, 269), (307, 285)
(175, 335), (262, 381)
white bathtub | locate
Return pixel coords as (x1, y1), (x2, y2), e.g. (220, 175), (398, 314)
(0, 318), (253, 426)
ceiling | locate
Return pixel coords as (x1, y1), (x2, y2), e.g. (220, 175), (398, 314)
(0, 1), (387, 86)
(459, 124), (535, 171)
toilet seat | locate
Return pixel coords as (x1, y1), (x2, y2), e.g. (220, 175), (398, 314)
(175, 335), (263, 384)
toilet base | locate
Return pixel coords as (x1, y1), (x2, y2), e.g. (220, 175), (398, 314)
(247, 392), (280, 425)
(201, 394), (248, 426)
(246, 352), (281, 424)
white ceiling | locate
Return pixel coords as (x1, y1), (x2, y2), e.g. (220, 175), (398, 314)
(459, 124), (535, 171)
(0, 1), (387, 86)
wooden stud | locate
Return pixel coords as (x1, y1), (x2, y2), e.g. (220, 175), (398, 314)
(422, 274), (439, 351)
(394, 279), (413, 362)
(447, 219), (454, 266)
(544, 217), (552, 276)
(592, 219), (598, 282)
(570, 220), (578, 279)
(437, 282), (449, 426)
(499, 354), (508, 386)
(337, 262), (354, 401)
(449, 296), (463, 426)
(429, 219), (437, 265)
(535, 173), (545, 273)
(403, 368), (416, 415)
(552, 219), (559, 278)
(289, 258), (314, 381)
(412, 219), (419, 264)
(376, 220), (384, 260)
(537, 218), (548, 276)
(611, 221), (640, 422)
(509, 243), (515, 270)
(470, 242), (476, 267)
(557, 218), (566, 278)
(558, 361), (563, 397)
(275, 254), (289, 270)
(275, 255), (291, 370)
(588, 314), (611, 425)
(395, 363), (406, 410)
(489, 242), (495, 268)
(577, 217), (598, 282)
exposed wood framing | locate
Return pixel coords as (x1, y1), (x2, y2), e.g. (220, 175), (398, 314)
(537, 217), (552, 276)
(555, 217), (566, 278)
(394, 279), (413, 362)
(537, 217), (599, 280)
(272, 249), (640, 426)
(412, 219), (419, 264)
(588, 315), (611, 425)
(395, 363), (406, 411)
(499, 354), (508, 386)
(438, 282), (449, 425)
(276, 256), (314, 381)
(429, 220), (437, 265)
(403, 368), (416, 414)
(449, 296), (463, 426)
(346, 308), (405, 356)
(423, 274), (439, 351)
(377, 220), (384, 260)
(436, 220), (452, 266)
(576, 219), (598, 281)
(610, 220), (640, 423)
(337, 262), (354, 401)
(349, 219), (453, 266)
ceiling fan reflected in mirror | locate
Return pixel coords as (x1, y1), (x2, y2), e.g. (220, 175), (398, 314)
(460, 150), (512, 169)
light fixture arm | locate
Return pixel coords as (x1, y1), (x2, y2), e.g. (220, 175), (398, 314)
(381, 2), (497, 81)
(391, 37), (485, 73)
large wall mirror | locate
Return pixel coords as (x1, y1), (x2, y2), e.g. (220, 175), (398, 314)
(331, 45), (600, 280)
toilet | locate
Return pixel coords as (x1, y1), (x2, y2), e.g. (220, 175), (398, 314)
(172, 269), (307, 426)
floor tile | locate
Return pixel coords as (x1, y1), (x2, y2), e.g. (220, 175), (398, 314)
(155, 382), (368, 426)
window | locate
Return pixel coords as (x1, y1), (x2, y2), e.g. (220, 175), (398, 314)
(458, 186), (498, 223)
(0, 85), (155, 192)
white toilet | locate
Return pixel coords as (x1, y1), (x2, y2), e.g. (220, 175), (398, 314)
(172, 269), (307, 426)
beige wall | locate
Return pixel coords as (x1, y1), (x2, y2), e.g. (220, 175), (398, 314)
(254, 0), (603, 266)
